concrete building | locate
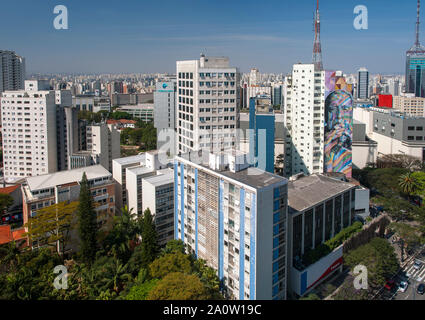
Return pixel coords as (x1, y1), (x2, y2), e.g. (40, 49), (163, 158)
(0, 50), (25, 94)
(142, 169), (174, 246)
(352, 120), (378, 169)
(272, 84), (283, 107)
(283, 64), (326, 177)
(113, 154), (146, 211)
(176, 54), (239, 154)
(357, 68), (369, 99)
(73, 95), (94, 112)
(393, 95), (425, 117)
(239, 112), (285, 171)
(112, 151), (174, 244)
(174, 150), (288, 300)
(112, 151), (171, 211)
(248, 95), (275, 173)
(154, 80), (177, 154)
(21, 165), (116, 251)
(354, 106), (425, 162)
(117, 104), (154, 122)
(1, 80), (72, 183)
(287, 174), (361, 297)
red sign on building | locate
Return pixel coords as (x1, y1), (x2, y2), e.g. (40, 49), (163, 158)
(378, 94), (393, 108)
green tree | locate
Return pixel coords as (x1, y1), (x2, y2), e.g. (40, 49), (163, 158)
(24, 201), (79, 258)
(411, 171), (425, 199)
(160, 239), (186, 255)
(99, 259), (132, 293)
(126, 279), (159, 300)
(193, 259), (221, 299)
(102, 205), (138, 263)
(149, 252), (192, 279)
(77, 172), (98, 264)
(147, 272), (210, 300)
(390, 222), (424, 251)
(344, 238), (399, 289)
(399, 172), (420, 200)
(139, 208), (159, 268)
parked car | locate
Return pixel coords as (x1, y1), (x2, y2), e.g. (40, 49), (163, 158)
(398, 281), (408, 293)
(385, 280), (395, 291)
(417, 283), (425, 295)
(413, 260), (423, 270)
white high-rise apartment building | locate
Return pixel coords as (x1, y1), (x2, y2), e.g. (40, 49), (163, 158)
(1, 80), (72, 183)
(174, 150), (288, 300)
(283, 64), (325, 177)
(0, 50), (25, 94)
(176, 55), (239, 154)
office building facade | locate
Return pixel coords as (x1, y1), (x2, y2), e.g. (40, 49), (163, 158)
(357, 68), (369, 99)
(0, 50), (25, 94)
(176, 55), (239, 154)
(154, 80), (177, 154)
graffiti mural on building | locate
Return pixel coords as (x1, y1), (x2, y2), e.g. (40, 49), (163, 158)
(324, 72), (353, 178)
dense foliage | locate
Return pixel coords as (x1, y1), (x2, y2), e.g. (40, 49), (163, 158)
(302, 222), (363, 266)
(0, 201), (222, 300)
(344, 237), (399, 289)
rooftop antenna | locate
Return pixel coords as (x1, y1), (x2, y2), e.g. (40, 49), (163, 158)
(312, 0), (323, 71)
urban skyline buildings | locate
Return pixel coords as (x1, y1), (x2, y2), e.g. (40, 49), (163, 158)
(405, 0), (425, 97)
(0, 50), (25, 94)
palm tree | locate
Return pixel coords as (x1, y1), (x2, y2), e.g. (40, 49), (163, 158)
(100, 260), (132, 293)
(398, 173), (419, 200)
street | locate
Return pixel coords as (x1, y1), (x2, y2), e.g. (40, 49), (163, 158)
(379, 249), (425, 300)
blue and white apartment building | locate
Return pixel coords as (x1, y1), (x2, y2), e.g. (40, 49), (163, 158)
(174, 150), (288, 300)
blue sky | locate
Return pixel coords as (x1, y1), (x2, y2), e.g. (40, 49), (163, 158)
(0, 0), (420, 74)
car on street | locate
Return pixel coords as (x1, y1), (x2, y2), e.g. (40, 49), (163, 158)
(385, 280), (395, 291)
(417, 283), (425, 295)
(413, 260), (423, 270)
(398, 281), (409, 293)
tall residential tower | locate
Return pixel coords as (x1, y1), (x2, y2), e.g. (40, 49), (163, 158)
(176, 55), (240, 154)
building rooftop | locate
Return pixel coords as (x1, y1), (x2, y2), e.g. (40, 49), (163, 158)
(288, 174), (354, 212)
(113, 154), (145, 166)
(143, 171), (174, 187)
(0, 225), (26, 245)
(126, 165), (154, 176)
(220, 167), (287, 189)
(176, 152), (287, 190)
(0, 185), (20, 194)
(25, 165), (111, 192)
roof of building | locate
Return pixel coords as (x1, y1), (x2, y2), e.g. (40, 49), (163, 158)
(176, 152), (287, 190)
(220, 167), (286, 189)
(0, 225), (26, 245)
(106, 119), (136, 125)
(25, 165), (111, 192)
(113, 154), (146, 166)
(288, 174), (355, 212)
(143, 171), (174, 187)
(0, 185), (20, 194)
(126, 165), (154, 176)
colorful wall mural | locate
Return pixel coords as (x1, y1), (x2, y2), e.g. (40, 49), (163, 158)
(324, 71), (353, 178)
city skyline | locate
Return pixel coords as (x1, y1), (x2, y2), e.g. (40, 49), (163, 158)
(0, 0), (422, 74)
